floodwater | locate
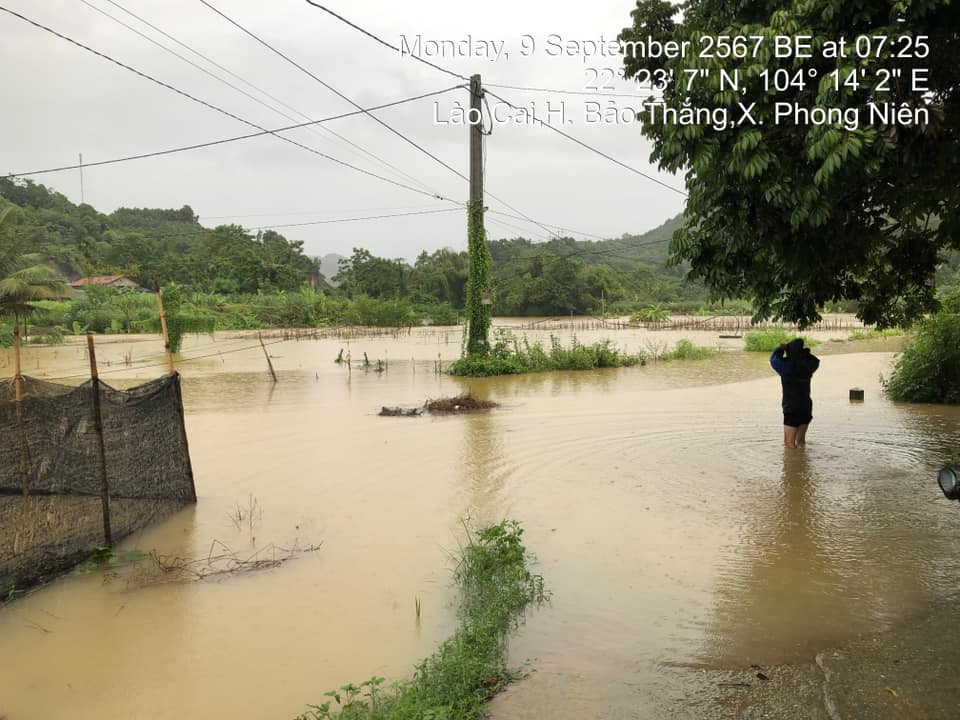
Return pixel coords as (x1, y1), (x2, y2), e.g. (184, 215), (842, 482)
(1, 321), (958, 719)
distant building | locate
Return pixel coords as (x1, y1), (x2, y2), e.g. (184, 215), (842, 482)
(69, 275), (142, 290)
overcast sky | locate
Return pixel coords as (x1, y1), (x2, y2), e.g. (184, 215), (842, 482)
(1, 0), (686, 261)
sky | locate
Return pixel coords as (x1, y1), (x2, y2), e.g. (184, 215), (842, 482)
(0, 0), (686, 261)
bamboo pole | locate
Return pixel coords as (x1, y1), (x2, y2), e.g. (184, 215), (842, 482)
(13, 321), (29, 497)
(151, 273), (175, 375)
(258, 332), (277, 382)
(86, 334), (112, 547)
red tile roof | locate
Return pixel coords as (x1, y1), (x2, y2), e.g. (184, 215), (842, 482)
(69, 275), (127, 287)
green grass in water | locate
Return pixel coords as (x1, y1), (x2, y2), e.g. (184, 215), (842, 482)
(661, 339), (715, 361)
(295, 520), (546, 720)
(450, 330), (644, 376)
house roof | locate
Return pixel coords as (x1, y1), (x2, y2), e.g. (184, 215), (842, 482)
(69, 275), (128, 288)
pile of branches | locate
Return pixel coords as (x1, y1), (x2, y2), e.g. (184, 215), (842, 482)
(380, 393), (497, 417)
(424, 393), (497, 413)
(129, 539), (321, 587)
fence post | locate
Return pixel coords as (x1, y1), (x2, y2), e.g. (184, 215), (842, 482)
(258, 332), (277, 382)
(13, 321), (29, 496)
(86, 334), (113, 547)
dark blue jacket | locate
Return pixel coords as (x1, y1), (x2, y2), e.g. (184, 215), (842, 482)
(771, 343), (819, 410)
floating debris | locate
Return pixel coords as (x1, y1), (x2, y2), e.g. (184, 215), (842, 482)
(424, 393), (497, 413)
(379, 406), (424, 417)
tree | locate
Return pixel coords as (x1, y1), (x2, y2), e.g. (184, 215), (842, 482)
(620, 0), (959, 327)
(334, 248), (410, 299)
(410, 249), (469, 307)
(884, 290), (960, 403)
(0, 206), (69, 336)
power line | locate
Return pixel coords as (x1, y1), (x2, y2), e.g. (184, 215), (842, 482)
(198, 0), (468, 186)
(95, 0), (438, 194)
(6, 86), (462, 183)
(200, 204), (446, 220)
(483, 89), (687, 198)
(487, 210), (608, 242)
(302, 0), (468, 83)
(85, 207), (466, 244)
(298, 2), (686, 199)
(0, 4), (454, 202)
(484, 82), (660, 99)
(250, 207), (461, 230)
(241, 1), (561, 240)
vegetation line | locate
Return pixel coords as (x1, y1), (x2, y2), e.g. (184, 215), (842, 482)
(295, 520), (546, 720)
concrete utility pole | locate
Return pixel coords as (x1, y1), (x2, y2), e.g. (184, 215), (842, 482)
(464, 73), (494, 355)
(469, 74), (483, 206)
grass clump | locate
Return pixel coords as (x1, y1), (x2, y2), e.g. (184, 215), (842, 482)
(848, 327), (905, 341)
(449, 329), (644, 376)
(661, 339), (715, 361)
(883, 294), (960, 404)
(295, 520), (546, 720)
(743, 329), (819, 352)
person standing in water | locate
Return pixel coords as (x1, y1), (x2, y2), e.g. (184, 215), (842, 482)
(770, 338), (820, 449)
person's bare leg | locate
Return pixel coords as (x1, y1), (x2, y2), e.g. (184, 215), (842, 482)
(797, 423), (810, 447)
(783, 425), (799, 448)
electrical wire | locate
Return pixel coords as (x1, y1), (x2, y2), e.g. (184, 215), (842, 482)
(31, 207), (468, 247)
(484, 89), (687, 198)
(198, 0), (468, 186)
(200, 204), (447, 220)
(302, 0), (469, 82)
(487, 210), (608, 241)
(285, 1), (564, 240)
(298, 2), (687, 199)
(484, 82), (661, 99)
(0, 4), (456, 202)
(94, 0), (440, 195)
(249, 207), (461, 230)
(6, 86), (464, 190)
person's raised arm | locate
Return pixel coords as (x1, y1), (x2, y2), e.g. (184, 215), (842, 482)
(770, 344), (789, 373)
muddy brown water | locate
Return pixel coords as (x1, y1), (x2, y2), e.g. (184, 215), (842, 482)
(1, 322), (958, 719)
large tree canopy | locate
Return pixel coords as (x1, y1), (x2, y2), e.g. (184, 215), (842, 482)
(621, 0), (959, 326)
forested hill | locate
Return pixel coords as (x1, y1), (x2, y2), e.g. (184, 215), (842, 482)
(488, 214), (682, 271)
(0, 177), (320, 294)
(1, 176), (715, 316)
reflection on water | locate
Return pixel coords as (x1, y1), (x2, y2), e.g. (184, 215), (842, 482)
(0, 329), (956, 719)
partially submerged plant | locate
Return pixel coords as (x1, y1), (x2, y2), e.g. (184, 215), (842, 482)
(296, 520), (546, 720)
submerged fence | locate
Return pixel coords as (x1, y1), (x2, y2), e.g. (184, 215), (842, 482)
(0, 373), (196, 596)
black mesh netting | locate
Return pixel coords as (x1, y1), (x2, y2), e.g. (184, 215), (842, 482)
(0, 373), (195, 596)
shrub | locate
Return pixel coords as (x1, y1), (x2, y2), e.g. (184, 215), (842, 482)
(662, 339), (715, 360)
(883, 294), (960, 404)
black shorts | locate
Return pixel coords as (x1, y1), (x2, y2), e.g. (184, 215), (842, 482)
(783, 409), (812, 427)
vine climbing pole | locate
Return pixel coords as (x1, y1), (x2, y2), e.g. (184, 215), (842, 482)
(152, 272), (175, 375)
(464, 73), (493, 357)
